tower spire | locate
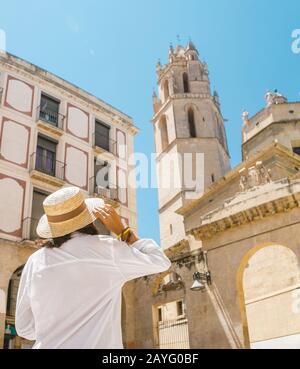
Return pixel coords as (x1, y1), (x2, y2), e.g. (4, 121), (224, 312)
(186, 39), (199, 55)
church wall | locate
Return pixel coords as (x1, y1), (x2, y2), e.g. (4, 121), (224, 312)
(243, 121), (300, 159)
(133, 206), (300, 348)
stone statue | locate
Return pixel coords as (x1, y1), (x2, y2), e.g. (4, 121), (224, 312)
(242, 111), (249, 123)
(239, 163), (272, 192)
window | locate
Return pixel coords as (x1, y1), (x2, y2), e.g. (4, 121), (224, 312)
(35, 136), (57, 176)
(160, 116), (169, 151)
(293, 147), (300, 156)
(95, 120), (110, 152)
(188, 108), (196, 138)
(176, 300), (184, 316)
(183, 73), (189, 93)
(158, 308), (163, 322)
(170, 224), (173, 235)
(40, 94), (60, 126)
(164, 80), (170, 102)
(211, 174), (215, 183)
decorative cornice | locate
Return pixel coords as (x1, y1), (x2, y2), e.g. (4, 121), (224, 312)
(152, 93), (213, 123)
(164, 238), (190, 259)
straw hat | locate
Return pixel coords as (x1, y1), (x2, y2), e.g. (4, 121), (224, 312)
(36, 186), (104, 239)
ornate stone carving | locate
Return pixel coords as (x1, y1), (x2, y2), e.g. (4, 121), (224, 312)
(239, 162), (272, 191)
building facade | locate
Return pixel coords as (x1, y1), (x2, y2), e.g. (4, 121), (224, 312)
(0, 51), (138, 349)
(132, 44), (300, 349)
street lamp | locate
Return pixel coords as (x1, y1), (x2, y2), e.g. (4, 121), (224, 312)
(190, 271), (212, 292)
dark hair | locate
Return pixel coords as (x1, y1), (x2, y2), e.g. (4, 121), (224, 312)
(42, 223), (99, 249)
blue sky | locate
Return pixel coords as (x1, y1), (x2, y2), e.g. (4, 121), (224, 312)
(1, 0), (300, 243)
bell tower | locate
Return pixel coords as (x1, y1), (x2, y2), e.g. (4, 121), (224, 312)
(152, 41), (231, 250)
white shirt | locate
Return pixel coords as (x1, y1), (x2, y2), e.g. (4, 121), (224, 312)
(15, 234), (171, 349)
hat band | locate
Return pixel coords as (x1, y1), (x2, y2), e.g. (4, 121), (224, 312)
(46, 202), (87, 223)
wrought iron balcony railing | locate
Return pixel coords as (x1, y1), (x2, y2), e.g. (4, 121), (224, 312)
(37, 106), (65, 130)
(30, 152), (65, 181)
(92, 133), (116, 155)
(89, 176), (119, 201)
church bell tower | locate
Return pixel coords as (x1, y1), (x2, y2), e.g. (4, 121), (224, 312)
(152, 41), (231, 249)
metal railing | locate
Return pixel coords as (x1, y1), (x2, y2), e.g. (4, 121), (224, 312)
(22, 217), (40, 241)
(89, 176), (118, 201)
(157, 318), (190, 349)
(37, 106), (65, 130)
(92, 133), (116, 155)
(30, 152), (65, 180)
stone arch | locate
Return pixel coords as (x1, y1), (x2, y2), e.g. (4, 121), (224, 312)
(184, 103), (199, 113)
(151, 270), (185, 296)
(237, 242), (300, 349)
(184, 103), (202, 137)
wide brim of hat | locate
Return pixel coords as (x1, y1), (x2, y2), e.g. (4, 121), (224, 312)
(36, 197), (105, 239)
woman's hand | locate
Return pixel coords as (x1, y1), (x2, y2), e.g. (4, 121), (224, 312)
(93, 204), (125, 236)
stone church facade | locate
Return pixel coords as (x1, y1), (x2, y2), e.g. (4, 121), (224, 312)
(131, 42), (300, 349)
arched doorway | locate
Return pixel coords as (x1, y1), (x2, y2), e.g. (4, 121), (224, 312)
(237, 243), (300, 349)
(4, 265), (34, 349)
(152, 272), (189, 349)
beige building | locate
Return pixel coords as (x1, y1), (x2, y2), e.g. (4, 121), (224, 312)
(131, 43), (300, 349)
(0, 51), (138, 349)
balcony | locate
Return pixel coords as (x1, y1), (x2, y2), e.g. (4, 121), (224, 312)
(29, 152), (66, 188)
(36, 106), (65, 138)
(89, 176), (119, 208)
(22, 217), (39, 241)
(93, 133), (116, 156)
